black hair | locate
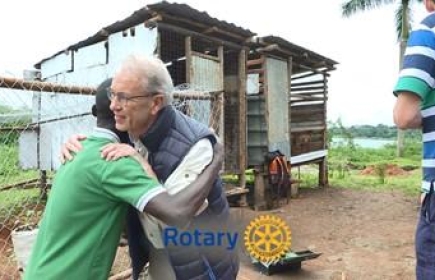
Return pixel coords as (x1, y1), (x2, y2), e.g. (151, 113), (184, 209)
(92, 78), (130, 143)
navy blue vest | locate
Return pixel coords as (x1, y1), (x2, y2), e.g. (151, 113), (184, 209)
(140, 106), (239, 280)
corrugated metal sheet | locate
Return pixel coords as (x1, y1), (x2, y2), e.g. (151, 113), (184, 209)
(258, 35), (338, 67)
(34, 1), (255, 68)
(40, 51), (72, 80)
(74, 41), (107, 71)
(191, 55), (223, 92)
(108, 25), (158, 68)
(265, 57), (290, 157)
(147, 2), (254, 37)
(246, 95), (267, 166)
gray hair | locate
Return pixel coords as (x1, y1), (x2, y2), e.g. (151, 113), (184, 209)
(119, 54), (174, 106)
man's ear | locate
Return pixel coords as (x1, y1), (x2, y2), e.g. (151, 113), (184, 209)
(426, 0), (435, 12)
(151, 95), (164, 115)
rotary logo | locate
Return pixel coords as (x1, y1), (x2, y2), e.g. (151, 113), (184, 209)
(244, 214), (292, 264)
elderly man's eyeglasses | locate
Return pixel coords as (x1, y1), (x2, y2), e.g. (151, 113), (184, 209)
(107, 89), (153, 106)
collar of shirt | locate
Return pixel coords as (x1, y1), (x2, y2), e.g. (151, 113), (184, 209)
(91, 127), (120, 143)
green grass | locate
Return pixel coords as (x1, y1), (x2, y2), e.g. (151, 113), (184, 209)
(0, 188), (43, 226)
(329, 169), (421, 196)
(298, 141), (422, 197)
(0, 144), (44, 225)
(0, 144), (38, 186)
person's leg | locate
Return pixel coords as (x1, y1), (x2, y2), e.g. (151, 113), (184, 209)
(416, 188), (435, 279)
(126, 206), (150, 280)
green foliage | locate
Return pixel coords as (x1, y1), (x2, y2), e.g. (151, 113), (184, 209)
(0, 188), (41, 226)
(0, 144), (38, 185)
(328, 122), (422, 140)
(325, 136), (422, 196)
(374, 162), (387, 184)
(0, 105), (32, 145)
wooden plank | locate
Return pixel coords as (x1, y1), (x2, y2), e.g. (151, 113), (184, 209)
(291, 97), (326, 103)
(0, 178), (39, 191)
(291, 93), (324, 99)
(185, 36), (192, 84)
(292, 80), (324, 87)
(191, 51), (220, 62)
(290, 108), (325, 115)
(247, 57), (265, 67)
(254, 168), (267, 210)
(247, 68), (264, 75)
(291, 85), (326, 91)
(225, 187), (249, 197)
(0, 126), (38, 132)
(290, 90), (325, 96)
(290, 126), (325, 133)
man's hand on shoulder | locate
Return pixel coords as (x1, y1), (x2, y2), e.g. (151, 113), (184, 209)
(60, 134), (87, 164)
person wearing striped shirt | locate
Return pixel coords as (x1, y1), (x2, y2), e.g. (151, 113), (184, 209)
(393, 0), (435, 278)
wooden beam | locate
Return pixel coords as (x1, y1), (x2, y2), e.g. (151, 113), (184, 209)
(291, 126), (326, 133)
(185, 36), (192, 85)
(291, 85), (326, 91)
(238, 47), (248, 206)
(155, 22), (243, 50)
(191, 51), (220, 62)
(155, 12), (250, 42)
(292, 91), (325, 96)
(247, 57), (265, 67)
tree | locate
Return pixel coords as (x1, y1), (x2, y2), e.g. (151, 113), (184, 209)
(342, 0), (423, 157)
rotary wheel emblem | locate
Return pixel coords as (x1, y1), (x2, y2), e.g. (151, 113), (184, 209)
(244, 214), (292, 264)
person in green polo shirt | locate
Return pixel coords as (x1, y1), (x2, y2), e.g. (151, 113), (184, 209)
(23, 78), (223, 280)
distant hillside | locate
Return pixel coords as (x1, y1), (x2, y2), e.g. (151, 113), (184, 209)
(328, 124), (421, 140)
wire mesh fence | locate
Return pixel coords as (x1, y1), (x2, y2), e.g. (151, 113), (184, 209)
(0, 74), (222, 280)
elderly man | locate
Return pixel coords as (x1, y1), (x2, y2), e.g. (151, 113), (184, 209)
(62, 55), (239, 280)
(24, 78), (224, 280)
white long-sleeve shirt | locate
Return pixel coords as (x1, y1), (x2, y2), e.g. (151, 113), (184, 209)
(138, 138), (213, 248)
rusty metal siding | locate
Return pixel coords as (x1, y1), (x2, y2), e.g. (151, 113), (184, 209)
(40, 52), (72, 80)
(74, 41), (106, 71)
(247, 95), (267, 166)
(108, 25), (158, 69)
(190, 55), (223, 92)
(265, 57), (290, 157)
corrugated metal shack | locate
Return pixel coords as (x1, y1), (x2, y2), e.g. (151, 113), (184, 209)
(32, 1), (254, 200)
(31, 1), (338, 208)
(245, 36), (337, 209)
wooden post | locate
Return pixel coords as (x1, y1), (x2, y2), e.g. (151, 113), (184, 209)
(238, 47), (248, 206)
(319, 158), (328, 187)
(253, 167), (267, 211)
(185, 36), (192, 84)
(320, 73), (329, 187)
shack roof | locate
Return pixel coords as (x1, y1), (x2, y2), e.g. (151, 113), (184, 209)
(252, 35), (338, 73)
(34, 1), (255, 68)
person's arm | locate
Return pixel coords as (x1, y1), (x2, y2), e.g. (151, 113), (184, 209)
(393, 24), (435, 129)
(144, 141), (223, 228)
(393, 92), (422, 129)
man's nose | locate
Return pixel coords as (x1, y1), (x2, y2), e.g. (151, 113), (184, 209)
(109, 98), (121, 111)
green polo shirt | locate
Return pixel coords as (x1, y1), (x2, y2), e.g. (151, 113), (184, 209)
(24, 129), (164, 280)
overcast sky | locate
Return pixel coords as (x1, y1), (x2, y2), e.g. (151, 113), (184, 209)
(0, 0), (428, 126)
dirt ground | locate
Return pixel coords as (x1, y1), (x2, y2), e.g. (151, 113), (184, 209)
(0, 186), (420, 280)
(236, 186), (418, 280)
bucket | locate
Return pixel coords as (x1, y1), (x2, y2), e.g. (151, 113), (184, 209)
(11, 226), (39, 270)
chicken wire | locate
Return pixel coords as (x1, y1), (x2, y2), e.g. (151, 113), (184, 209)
(0, 74), (222, 280)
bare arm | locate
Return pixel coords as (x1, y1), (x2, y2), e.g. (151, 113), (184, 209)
(144, 141), (223, 228)
(393, 92), (422, 129)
